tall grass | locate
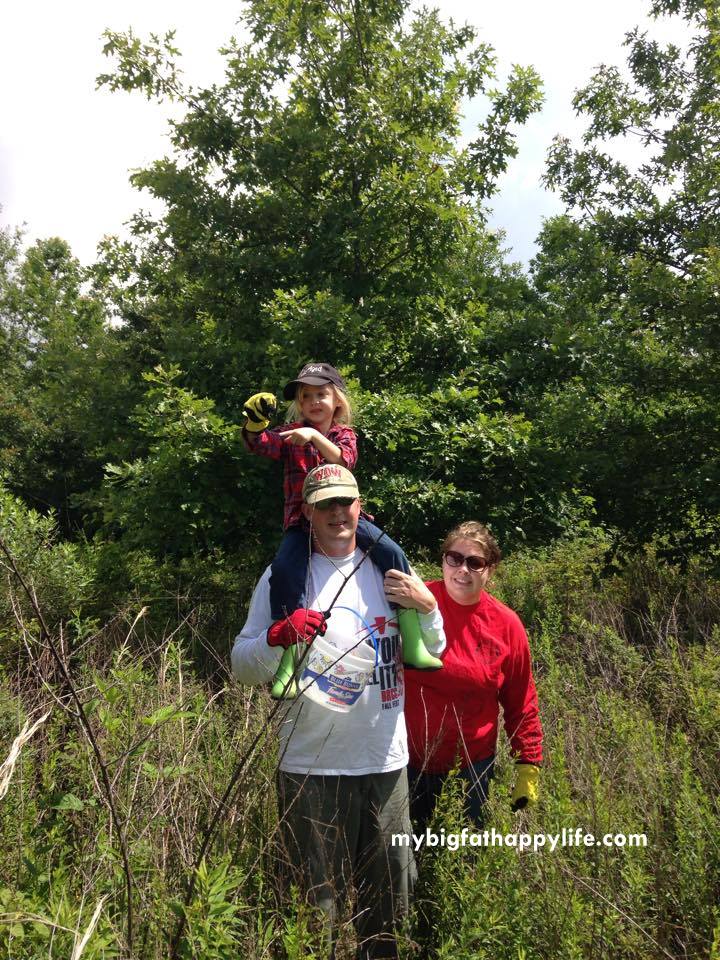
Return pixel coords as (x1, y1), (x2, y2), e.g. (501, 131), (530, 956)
(0, 493), (718, 958)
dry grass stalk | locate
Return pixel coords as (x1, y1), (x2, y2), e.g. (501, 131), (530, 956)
(0, 911), (75, 933)
(71, 896), (108, 960)
(0, 709), (51, 800)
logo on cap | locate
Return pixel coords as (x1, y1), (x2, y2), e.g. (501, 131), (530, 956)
(312, 465), (343, 482)
(283, 362), (347, 400)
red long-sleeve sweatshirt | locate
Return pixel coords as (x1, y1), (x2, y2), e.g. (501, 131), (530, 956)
(405, 580), (543, 772)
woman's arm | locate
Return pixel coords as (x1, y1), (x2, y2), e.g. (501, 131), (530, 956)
(498, 613), (543, 766)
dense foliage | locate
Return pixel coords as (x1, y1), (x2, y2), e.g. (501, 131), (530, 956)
(0, 1), (715, 568)
(0, 233), (132, 534)
(534, 0), (720, 553)
(1, 0), (719, 956)
(90, 0), (557, 556)
(3, 0), (718, 565)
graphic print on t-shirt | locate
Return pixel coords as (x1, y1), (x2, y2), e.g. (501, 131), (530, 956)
(273, 553), (409, 775)
(363, 614), (403, 710)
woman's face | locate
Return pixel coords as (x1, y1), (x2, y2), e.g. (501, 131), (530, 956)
(442, 537), (494, 605)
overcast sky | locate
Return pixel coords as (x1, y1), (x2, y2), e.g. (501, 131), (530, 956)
(0, 1), (686, 268)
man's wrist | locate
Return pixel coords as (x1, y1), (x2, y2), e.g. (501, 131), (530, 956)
(418, 599), (439, 617)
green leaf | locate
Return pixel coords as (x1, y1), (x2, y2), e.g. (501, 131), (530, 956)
(142, 704), (195, 726)
(51, 793), (85, 812)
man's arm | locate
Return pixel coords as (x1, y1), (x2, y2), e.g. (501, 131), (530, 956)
(384, 568), (447, 657)
(231, 567), (284, 684)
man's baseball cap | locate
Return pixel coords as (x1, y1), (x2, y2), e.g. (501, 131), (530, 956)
(283, 362), (347, 400)
(303, 464), (359, 505)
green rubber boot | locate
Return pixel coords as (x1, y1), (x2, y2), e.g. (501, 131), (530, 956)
(397, 608), (443, 671)
(270, 646), (299, 700)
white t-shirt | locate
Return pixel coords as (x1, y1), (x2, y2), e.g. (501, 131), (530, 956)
(231, 549), (445, 775)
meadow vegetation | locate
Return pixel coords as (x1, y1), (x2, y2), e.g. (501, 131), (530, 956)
(0, 490), (717, 958)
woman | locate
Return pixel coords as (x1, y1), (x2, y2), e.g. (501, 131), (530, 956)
(384, 521), (543, 830)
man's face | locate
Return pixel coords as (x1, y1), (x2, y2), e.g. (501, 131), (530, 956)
(302, 496), (361, 556)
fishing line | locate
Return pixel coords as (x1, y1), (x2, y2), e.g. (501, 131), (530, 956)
(273, 505), (387, 698)
(332, 604), (380, 667)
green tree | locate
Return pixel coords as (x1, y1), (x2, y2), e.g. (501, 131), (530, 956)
(95, 0), (561, 555)
(0, 227), (28, 478)
(0, 231), (130, 532)
(101, 364), (250, 554)
(529, 0), (720, 555)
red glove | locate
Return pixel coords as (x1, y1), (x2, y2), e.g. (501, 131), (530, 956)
(267, 609), (327, 649)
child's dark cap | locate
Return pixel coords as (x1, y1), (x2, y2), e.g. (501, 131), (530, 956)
(283, 362), (347, 400)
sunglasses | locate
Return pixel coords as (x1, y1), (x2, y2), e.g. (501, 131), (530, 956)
(443, 550), (491, 572)
(314, 497), (357, 511)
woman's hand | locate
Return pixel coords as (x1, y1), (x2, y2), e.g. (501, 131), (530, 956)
(279, 427), (317, 445)
(384, 569), (437, 614)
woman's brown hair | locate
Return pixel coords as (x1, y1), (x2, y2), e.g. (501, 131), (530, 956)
(441, 521), (502, 567)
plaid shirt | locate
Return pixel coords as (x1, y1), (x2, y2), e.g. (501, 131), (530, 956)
(243, 422), (358, 529)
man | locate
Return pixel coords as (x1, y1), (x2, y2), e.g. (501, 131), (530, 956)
(231, 463), (445, 959)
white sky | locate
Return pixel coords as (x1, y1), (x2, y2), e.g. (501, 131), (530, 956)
(0, 1), (687, 268)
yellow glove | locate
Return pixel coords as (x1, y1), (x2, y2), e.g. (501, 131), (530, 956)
(243, 392), (277, 432)
(511, 763), (540, 811)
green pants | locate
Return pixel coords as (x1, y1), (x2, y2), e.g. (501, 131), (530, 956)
(277, 767), (416, 960)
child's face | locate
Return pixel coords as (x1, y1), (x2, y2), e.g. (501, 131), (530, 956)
(299, 385), (337, 427)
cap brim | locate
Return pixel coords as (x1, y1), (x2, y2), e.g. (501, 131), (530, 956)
(304, 486), (359, 505)
(283, 376), (333, 400)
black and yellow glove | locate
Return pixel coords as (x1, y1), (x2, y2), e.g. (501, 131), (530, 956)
(243, 392), (277, 432)
(511, 763), (540, 812)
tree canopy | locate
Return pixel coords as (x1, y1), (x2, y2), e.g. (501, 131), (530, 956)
(533, 0), (720, 554)
(91, 0), (559, 557)
(1, 0), (717, 567)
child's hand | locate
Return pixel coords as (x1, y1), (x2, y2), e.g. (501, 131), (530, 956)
(243, 392), (277, 432)
(279, 427), (317, 445)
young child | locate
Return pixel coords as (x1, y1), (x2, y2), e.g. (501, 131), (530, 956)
(242, 361), (442, 689)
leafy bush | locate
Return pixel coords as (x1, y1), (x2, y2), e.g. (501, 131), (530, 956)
(0, 481), (95, 660)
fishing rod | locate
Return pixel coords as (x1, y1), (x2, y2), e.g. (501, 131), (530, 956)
(168, 529), (385, 958)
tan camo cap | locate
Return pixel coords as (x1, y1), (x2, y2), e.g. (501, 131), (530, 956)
(303, 464), (359, 505)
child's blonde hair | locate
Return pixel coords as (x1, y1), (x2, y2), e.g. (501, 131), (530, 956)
(286, 384), (353, 426)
